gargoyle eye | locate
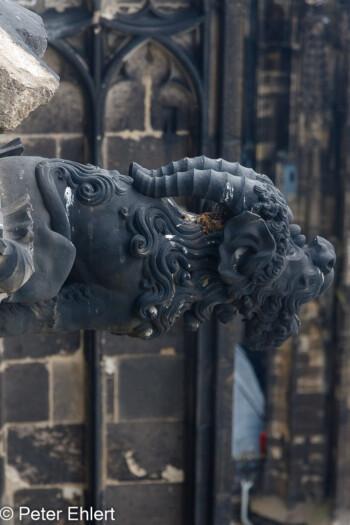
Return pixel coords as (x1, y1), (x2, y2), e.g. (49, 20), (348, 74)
(234, 247), (248, 262)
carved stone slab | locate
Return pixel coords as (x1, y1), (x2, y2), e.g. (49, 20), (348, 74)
(0, 0), (59, 132)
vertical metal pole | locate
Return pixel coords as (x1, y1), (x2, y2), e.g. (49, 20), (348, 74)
(92, 0), (103, 167)
(200, 0), (212, 154)
(183, 331), (198, 525)
(212, 0), (252, 523)
(85, 1), (103, 520)
(184, 325), (218, 525)
(184, 3), (220, 523)
(85, 330), (102, 516)
(241, 0), (257, 169)
(194, 321), (218, 525)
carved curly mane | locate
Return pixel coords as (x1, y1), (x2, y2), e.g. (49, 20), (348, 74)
(125, 170), (301, 348)
(226, 173), (301, 348)
(123, 199), (227, 339)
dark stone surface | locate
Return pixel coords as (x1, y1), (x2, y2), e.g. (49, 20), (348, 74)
(105, 82), (145, 132)
(290, 441), (325, 463)
(21, 138), (56, 158)
(250, 514), (293, 525)
(106, 135), (190, 175)
(106, 374), (114, 418)
(7, 424), (85, 484)
(212, 320), (240, 522)
(99, 319), (185, 355)
(0, 137), (56, 159)
(14, 488), (83, 525)
(118, 356), (185, 420)
(292, 394), (326, 435)
(3, 332), (80, 359)
(0, 371), (3, 428)
(18, 81), (85, 134)
(0, 0), (48, 58)
(52, 359), (85, 422)
(107, 421), (184, 481)
(0, 456), (4, 500)
(151, 84), (192, 132)
(0, 0), (59, 132)
(4, 363), (48, 422)
(104, 484), (184, 525)
(60, 137), (86, 163)
(104, 41), (194, 135)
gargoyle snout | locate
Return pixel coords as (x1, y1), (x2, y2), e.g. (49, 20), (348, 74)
(308, 236), (336, 275)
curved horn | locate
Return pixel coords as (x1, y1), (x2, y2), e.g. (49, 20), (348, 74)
(130, 160), (260, 210)
(130, 155), (260, 181)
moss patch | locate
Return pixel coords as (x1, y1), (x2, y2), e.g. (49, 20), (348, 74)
(195, 211), (225, 234)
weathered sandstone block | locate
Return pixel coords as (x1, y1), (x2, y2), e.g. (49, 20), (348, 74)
(0, 0), (59, 132)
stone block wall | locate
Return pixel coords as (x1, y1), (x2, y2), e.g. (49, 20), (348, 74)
(103, 41), (195, 175)
(0, 43), (88, 520)
(251, 1), (349, 523)
(0, 45), (87, 162)
(98, 329), (187, 524)
(0, 333), (86, 520)
(4, 1), (350, 524)
(1, 1), (205, 523)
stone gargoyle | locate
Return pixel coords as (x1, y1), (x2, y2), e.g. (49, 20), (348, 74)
(0, 138), (335, 348)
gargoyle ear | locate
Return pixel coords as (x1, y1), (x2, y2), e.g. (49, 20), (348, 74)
(218, 211), (276, 284)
